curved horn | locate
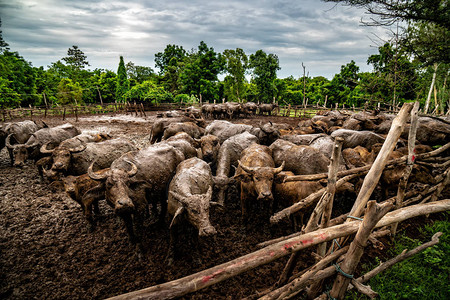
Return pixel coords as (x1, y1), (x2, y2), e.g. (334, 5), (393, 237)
(238, 160), (256, 174)
(68, 144), (86, 153)
(25, 137), (39, 149)
(123, 158), (138, 177)
(5, 134), (19, 149)
(273, 161), (285, 175)
(40, 142), (55, 154)
(88, 161), (109, 181)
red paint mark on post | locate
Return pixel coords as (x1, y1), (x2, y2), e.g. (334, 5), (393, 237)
(201, 269), (225, 283)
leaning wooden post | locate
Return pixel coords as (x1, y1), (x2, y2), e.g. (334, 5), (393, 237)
(347, 103), (413, 220)
(391, 101), (419, 235)
(306, 136), (344, 298)
(329, 201), (393, 299)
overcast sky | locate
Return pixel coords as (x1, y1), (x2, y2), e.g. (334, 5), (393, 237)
(1, 0), (392, 79)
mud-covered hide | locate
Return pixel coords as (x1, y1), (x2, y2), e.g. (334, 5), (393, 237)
(205, 120), (279, 145)
(234, 143), (284, 222)
(295, 119), (317, 135)
(403, 117), (450, 146)
(270, 139), (330, 175)
(89, 143), (185, 242)
(184, 106), (202, 119)
(45, 138), (137, 179)
(166, 132), (197, 147)
(168, 157), (216, 238)
(161, 122), (205, 141)
(280, 133), (327, 145)
(196, 134), (220, 164)
(149, 116), (201, 144)
(224, 102), (243, 119)
(62, 169), (110, 224)
(342, 118), (362, 131)
(342, 146), (373, 169)
(3, 120), (41, 165)
(242, 102), (258, 116)
(160, 139), (198, 160)
(11, 123), (80, 167)
(201, 103), (215, 119)
(213, 132), (259, 206)
(342, 112), (380, 131)
(331, 128), (385, 151)
(309, 135), (335, 158)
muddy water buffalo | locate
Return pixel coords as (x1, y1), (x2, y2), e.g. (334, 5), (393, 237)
(9, 123), (80, 167)
(88, 143), (185, 243)
(270, 139), (330, 175)
(243, 102), (258, 117)
(3, 120), (42, 165)
(149, 116), (205, 144)
(62, 168), (111, 226)
(201, 103), (215, 119)
(195, 134), (220, 166)
(43, 137), (137, 180)
(161, 139), (198, 159)
(205, 120), (280, 145)
(280, 133), (327, 145)
(166, 157), (217, 264)
(161, 121), (205, 141)
(259, 103), (278, 115)
(212, 132), (259, 206)
(234, 143), (284, 223)
(330, 128), (385, 151)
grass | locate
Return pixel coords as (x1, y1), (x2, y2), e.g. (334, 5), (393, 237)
(345, 212), (450, 299)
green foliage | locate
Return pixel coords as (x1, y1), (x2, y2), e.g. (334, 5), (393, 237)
(223, 48), (248, 102)
(347, 215), (450, 300)
(179, 41), (225, 100)
(0, 77), (20, 108)
(126, 61), (155, 84)
(56, 78), (83, 105)
(249, 50), (280, 103)
(96, 70), (117, 103)
(0, 17), (9, 54)
(124, 80), (172, 104)
(116, 56), (129, 103)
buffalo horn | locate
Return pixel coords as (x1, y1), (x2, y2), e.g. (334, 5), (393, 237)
(169, 205), (185, 229)
(123, 159), (138, 177)
(5, 134), (19, 149)
(40, 142), (55, 154)
(238, 160), (256, 174)
(88, 161), (109, 181)
(273, 161), (285, 174)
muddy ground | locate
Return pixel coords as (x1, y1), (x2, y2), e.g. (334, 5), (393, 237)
(0, 111), (444, 299)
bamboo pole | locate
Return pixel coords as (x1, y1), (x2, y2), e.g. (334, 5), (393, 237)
(107, 200), (450, 300)
(329, 201), (393, 299)
(391, 102), (419, 235)
(347, 103), (413, 220)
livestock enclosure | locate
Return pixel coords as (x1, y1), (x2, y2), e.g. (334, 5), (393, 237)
(0, 106), (449, 299)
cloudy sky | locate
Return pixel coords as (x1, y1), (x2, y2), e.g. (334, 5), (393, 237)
(1, 0), (392, 79)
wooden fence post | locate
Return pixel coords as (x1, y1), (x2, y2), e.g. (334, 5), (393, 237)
(63, 107), (66, 120)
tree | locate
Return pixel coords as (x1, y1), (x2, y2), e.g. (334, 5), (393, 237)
(223, 48), (248, 102)
(155, 44), (186, 75)
(323, 0), (449, 29)
(179, 41), (225, 100)
(126, 61), (155, 85)
(0, 77), (20, 108)
(249, 50), (280, 103)
(124, 80), (173, 104)
(0, 18), (9, 54)
(116, 56), (129, 102)
(56, 78), (82, 105)
(62, 45), (90, 70)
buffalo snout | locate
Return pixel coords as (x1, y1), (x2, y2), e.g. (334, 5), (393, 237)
(258, 191), (273, 201)
(199, 225), (217, 237)
(115, 200), (135, 214)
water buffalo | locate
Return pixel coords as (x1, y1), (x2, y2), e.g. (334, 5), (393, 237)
(242, 102), (258, 117)
(212, 131), (259, 206)
(8, 123), (80, 167)
(149, 116), (205, 144)
(4, 120), (42, 165)
(280, 133), (327, 145)
(88, 143), (185, 244)
(201, 103), (215, 119)
(161, 122), (205, 141)
(195, 134), (220, 167)
(166, 157), (217, 265)
(234, 143), (284, 223)
(205, 120), (280, 145)
(42, 137), (137, 180)
(270, 139), (330, 175)
(330, 128), (385, 151)
(62, 168), (111, 226)
(259, 103), (278, 116)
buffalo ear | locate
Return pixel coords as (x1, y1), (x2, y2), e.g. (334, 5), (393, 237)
(233, 173), (251, 183)
(169, 206), (185, 229)
(274, 172), (287, 184)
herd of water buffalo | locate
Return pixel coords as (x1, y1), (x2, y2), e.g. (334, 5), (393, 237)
(1, 107), (449, 267)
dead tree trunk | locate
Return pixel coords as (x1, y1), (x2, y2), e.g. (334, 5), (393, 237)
(391, 101), (420, 235)
(424, 63), (439, 114)
(106, 200), (450, 300)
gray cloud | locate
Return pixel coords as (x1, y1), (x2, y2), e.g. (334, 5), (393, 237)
(1, 0), (390, 78)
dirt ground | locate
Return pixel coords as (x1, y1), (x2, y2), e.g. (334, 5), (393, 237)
(0, 111), (442, 299)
